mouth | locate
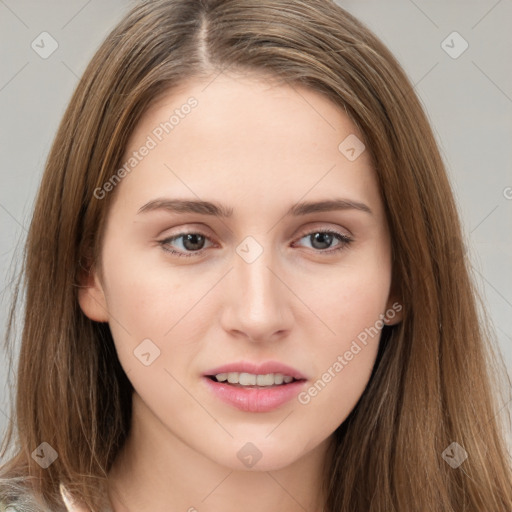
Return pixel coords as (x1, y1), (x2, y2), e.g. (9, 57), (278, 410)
(205, 372), (304, 388)
(202, 362), (308, 412)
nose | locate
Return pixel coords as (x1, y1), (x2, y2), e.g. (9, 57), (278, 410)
(220, 243), (294, 343)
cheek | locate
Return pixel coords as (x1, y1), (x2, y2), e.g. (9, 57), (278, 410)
(100, 248), (215, 377)
(297, 258), (391, 345)
(103, 247), (207, 330)
(292, 261), (390, 413)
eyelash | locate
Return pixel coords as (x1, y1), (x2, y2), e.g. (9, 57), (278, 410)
(158, 229), (353, 258)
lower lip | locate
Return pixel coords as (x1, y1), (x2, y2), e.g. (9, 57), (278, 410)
(203, 377), (307, 413)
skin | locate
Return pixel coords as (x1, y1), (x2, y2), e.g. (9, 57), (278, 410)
(78, 72), (402, 512)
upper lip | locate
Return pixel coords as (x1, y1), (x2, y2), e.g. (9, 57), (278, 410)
(203, 361), (308, 380)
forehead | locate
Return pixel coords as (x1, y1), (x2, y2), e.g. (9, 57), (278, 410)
(132, 72), (362, 151)
(113, 72), (380, 218)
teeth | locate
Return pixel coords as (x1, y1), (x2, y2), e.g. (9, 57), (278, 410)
(214, 372), (297, 386)
(256, 374), (273, 386)
(239, 372), (257, 385)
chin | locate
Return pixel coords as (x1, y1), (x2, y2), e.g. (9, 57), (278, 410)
(209, 436), (315, 472)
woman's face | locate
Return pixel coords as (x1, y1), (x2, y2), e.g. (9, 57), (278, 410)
(79, 72), (401, 471)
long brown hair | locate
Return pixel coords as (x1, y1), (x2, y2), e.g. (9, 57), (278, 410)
(1, 0), (511, 510)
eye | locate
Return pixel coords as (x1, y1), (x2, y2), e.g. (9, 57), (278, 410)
(293, 229), (353, 255)
(159, 232), (213, 258)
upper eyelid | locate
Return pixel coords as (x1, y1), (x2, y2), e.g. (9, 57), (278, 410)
(160, 221), (352, 239)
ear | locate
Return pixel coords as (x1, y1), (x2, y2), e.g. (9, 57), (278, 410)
(77, 261), (109, 323)
(384, 274), (403, 326)
(383, 296), (403, 326)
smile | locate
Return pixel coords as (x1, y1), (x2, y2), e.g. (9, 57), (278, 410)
(212, 372), (297, 387)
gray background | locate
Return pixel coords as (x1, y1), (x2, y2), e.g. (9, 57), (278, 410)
(1, 0), (511, 454)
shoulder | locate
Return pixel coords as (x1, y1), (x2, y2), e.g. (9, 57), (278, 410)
(0, 478), (64, 512)
(0, 481), (104, 512)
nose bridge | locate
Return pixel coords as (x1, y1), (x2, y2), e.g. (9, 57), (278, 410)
(236, 238), (280, 311)
(223, 235), (290, 339)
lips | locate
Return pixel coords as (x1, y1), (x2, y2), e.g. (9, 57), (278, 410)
(202, 360), (308, 413)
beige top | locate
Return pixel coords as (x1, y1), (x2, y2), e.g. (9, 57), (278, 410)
(59, 484), (90, 512)
(60, 484), (90, 511)
(60, 483), (114, 512)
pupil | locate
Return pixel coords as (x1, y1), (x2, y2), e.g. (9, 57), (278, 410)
(183, 234), (204, 251)
(311, 232), (332, 250)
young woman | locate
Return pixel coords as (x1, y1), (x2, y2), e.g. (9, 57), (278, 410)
(1, 0), (511, 511)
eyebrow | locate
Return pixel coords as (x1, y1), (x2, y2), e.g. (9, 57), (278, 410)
(137, 197), (373, 217)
